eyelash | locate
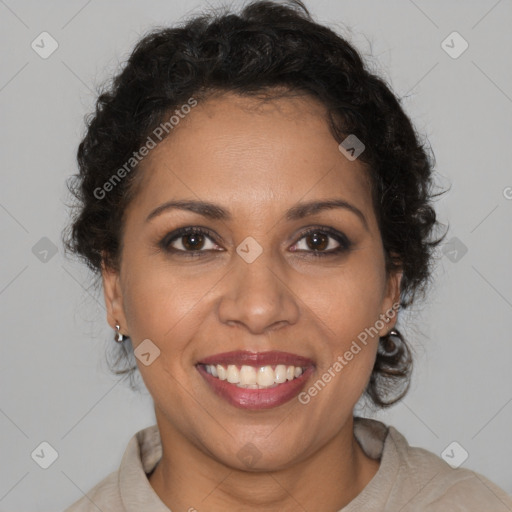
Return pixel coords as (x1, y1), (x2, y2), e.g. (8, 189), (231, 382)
(159, 226), (352, 258)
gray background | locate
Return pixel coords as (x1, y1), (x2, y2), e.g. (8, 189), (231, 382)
(0, 0), (511, 509)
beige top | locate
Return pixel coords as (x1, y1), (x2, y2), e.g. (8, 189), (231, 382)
(64, 417), (512, 511)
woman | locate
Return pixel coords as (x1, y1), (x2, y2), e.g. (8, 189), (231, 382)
(62, 1), (512, 510)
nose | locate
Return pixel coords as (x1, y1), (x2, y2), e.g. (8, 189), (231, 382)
(217, 249), (300, 335)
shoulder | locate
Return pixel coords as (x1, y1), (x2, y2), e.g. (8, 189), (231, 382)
(63, 424), (163, 511)
(352, 417), (512, 511)
(63, 470), (121, 511)
(386, 424), (512, 510)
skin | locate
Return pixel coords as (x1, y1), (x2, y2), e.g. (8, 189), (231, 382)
(102, 91), (402, 511)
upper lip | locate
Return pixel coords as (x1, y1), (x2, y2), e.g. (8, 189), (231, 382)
(198, 350), (315, 367)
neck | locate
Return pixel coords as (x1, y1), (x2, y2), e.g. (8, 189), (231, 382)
(148, 414), (380, 511)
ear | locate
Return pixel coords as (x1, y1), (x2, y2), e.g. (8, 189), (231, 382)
(378, 266), (403, 336)
(101, 254), (127, 333)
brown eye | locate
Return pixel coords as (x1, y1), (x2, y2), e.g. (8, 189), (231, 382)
(291, 227), (352, 257)
(305, 231), (329, 251)
(161, 227), (220, 255)
(181, 232), (206, 250)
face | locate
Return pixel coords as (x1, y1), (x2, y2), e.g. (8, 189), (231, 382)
(102, 91), (401, 471)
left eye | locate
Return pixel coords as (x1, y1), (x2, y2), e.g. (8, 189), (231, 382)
(291, 228), (349, 255)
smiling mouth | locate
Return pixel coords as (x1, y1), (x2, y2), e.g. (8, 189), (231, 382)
(201, 363), (307, 389)
(196, 350), (315, 409)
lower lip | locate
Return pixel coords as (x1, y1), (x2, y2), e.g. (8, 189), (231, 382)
(197, 365), (314, 410)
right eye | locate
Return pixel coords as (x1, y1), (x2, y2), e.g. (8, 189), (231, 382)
(159, 226), (223, 256)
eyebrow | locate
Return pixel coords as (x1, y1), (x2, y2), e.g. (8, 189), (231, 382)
(145, 198), (369, 230)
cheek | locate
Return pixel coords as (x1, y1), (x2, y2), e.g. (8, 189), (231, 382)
(296, 254), (385, 391)
(119, 257), (222, 391)
(301, 254), (387, 344)
(121, 256), (214, 342)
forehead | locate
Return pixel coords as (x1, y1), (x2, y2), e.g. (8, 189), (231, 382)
(127, 92), (374, 224)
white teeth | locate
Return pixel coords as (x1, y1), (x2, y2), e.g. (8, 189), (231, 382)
(239, 365), (257, 385)
(257, 366), (275, 387)
(217, 365), (227, 380)
(204, 363), (306, 388)
(275, 364), (287, 383)
(227, 364), (240, 384)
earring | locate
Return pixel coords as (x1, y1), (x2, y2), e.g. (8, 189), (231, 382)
(379, 328), (402, 357)
(115, 323), (126, 343)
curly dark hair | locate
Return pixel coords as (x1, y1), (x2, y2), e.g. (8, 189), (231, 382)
(62, 0), (447, 407)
